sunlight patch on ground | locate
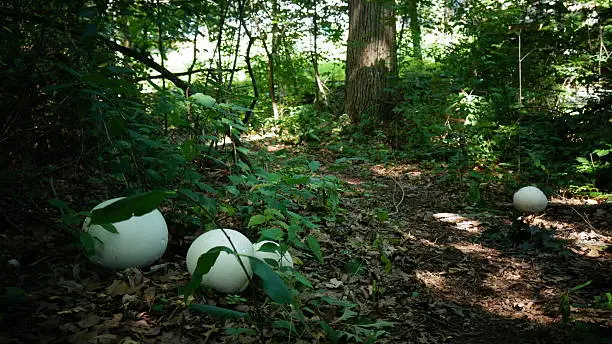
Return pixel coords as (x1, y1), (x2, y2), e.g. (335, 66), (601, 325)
(242, 132), (278, 142)
(433, 213), (482, 233)
(369, 164), (422, 178)
(415, 270), (448, 292)
(549, 195), (600, 206)
(451, 242), (499, 257)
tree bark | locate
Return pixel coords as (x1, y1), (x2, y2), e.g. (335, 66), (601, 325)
(311, 0), (328, 109)
(406, 0), (422, 61)
(238, 0), (259, 125)
(345, 0), (397, 123)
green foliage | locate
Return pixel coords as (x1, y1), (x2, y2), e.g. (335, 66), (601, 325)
(89, 190), (175, 225)
(183, 245), (238, 302)
(560, 280), (593, 323)
(189, 304), (247, 319)
(278, 105), (330, 143)
(249, 257), (292, 304)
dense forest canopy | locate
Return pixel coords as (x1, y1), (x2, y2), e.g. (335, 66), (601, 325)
(0, 0), (611, 342)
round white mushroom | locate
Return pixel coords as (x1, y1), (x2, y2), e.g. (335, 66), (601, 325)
(82, 197), (168, 270)
(253, 240), (294, 268)
(186, 228), (254, 293)
(513, 186), (548, 213)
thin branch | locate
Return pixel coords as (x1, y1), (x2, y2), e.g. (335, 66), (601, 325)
(134, 68), (241, 82)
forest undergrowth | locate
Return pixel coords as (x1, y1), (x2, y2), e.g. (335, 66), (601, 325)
(1, 135), (611, 344)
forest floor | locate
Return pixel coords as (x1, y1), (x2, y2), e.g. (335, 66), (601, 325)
(1, 136), (611, 344)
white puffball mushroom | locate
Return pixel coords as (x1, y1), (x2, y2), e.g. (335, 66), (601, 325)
(513, 186), (548, 213)
(253, 240), (294, 269)
(7, 259), (21, 268)
(186, 229), (254, 293)
(82, 197), (168, 270)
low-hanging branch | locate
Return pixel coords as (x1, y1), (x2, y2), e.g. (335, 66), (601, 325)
(134, 67), (242, 82)
(102, 39), (192, 93)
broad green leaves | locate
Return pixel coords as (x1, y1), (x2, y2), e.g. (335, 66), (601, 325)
(183, 246), (234, 302)
(89, 190), (175, 225)
(183, 248), (292, 306)
(248, 214), (267, 228)
(249, 257), (291, 304)
(190, 93), (216, 107)
(307, 235), (324, 264)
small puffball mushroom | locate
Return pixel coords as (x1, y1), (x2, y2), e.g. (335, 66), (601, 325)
(82, 197), (168, 270)
(186, 229), (254, 293)
(253, 240), (294, 268)
(513, 186), (548, 213)
(7, 259), (21, 268)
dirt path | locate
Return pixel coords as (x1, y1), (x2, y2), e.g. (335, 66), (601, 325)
(1, 140), (610, 343)
(305, 144), (612, 343)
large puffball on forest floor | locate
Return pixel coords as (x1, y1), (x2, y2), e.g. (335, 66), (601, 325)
(82, 197), (168, 270)
(253, 240), (294, 268)
(186, 229), (254, 293)
(513, 186), (548, 213)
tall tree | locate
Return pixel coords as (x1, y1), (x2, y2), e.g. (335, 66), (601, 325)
(406, 0), (422, 60)
(345, 0), (397, 123)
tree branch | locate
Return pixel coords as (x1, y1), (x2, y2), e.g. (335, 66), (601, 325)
(134, 68), (242, 82)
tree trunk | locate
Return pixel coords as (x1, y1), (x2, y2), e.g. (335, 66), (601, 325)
(311, 1), (328, 109)
(266, 0), (280, 122)
(406, 0), (422, 61)
(345, 0), (397, 123)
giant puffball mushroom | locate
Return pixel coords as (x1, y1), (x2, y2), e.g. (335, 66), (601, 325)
(513, 186), (548, 213)
(253, 240), (294, 268)
(186, 229), (254, 293)
(82, 197), (168, 270)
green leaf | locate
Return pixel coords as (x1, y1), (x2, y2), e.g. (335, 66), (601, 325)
(376, 209), (389, 221)
(319, 321), (340, 344)
(259, 228), (284, 241)
(89, 190), (175, 225)
(248, 214), (267, 228)
(180, 140), (198, 161)
(49, 199), (71, 211)
(99, 223), (119, 234)
(293, 271), (313, 288)
(183, 246), (233, 301)
(228, 175), (245, 185)
(249, 257), (291, 304)
(189, 304), (246, 319)
(218, 103), (252, 112)
(338, 307), (358, 321)
(576, 157), (589, 164)
(263, 208), (284, 219)
(225, 327), (257, 336)
(569, 280), (592, 293)
(79, 232), (96, 256)
(307, 235), (324, 264)
(190, 93), (216, 107)
(272, 320), (296, 333)
(60, 212), (82, 226)
(237, 161), (251, 173)
(236, 146), (250, 155)
(308, 160), (321, 172)
(222, 117), (248, 131)
(285, 175), (310, 185)
(321, 296), (355, 308)
(226, 185), (240, 196)
(257, 242), (280, 253)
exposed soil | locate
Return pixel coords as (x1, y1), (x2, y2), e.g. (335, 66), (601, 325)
(1, 138), (611, 344)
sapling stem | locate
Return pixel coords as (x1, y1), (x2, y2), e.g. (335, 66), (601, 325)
(176, 189), (253, 284)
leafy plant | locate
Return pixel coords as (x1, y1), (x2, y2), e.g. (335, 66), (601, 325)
(560, 280), (592, 323)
